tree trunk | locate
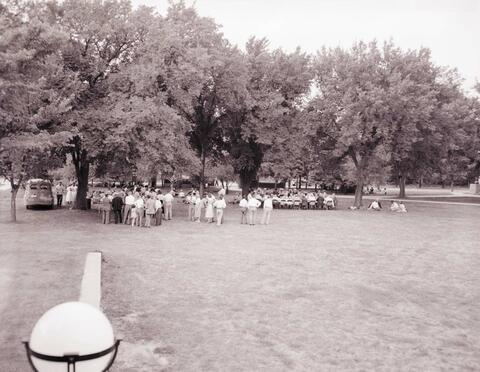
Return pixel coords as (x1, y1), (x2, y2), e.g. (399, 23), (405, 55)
(350, 151), (365, 207)
(150, 175), (157, 188)
(199, 148), (206, 197)
(226, 182), (229, 194)
(10, 185), (19, 222)
(240, 170), (256, 196)
(354, 180), (364, 208)
(287, 179), (291, 189)
(274, 179), (278, 189)
(73, 151), (90, 210)
(418, 176), (423, 189)
(450, 180), (454, 192)
(76, 163), (89, 210)
(398, 174), (406, 198)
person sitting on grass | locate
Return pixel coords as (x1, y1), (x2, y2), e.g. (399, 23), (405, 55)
(367, 199), (382, 211)
(397, 201), (407, 213)
(390, 200), (400, 212)
(316, 193), (325, 210)
(324, 194), (335, 210)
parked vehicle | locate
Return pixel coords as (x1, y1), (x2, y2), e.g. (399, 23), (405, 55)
(24, 179), (54, 209)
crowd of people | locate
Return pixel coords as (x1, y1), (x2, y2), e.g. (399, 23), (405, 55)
(233, 189), (339, 210)
(367, 199), (408, 212)
(89, 187), (281, 227)
(52, 182), (407, 227)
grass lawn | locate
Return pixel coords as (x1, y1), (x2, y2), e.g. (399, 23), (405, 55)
(1, 191), (479, 371)
(405, 196), (480, 204)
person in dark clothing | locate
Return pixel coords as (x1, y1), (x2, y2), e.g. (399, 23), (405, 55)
(316, 194), (325, 210)
(111, 192), (124, 224)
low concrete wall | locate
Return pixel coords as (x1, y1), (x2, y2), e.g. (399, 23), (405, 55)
(79, 252), (102, 309)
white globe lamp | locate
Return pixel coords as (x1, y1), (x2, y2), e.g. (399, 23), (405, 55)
(23, 302), (121, 372)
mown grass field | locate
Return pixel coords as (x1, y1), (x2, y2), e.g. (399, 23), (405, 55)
(1, 190), (479, 371)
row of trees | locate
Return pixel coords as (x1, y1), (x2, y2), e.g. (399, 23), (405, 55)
(1, 0), (479, 221)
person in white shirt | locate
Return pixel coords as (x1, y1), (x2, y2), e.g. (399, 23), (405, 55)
(261, 194), (273, 225)
(164, 191), (174, 220)
(239, 196), (248, 224)
(247, 193), (261, 225)
(324, 194), (335, 210)
(390, 200), (400, 212)
(123, 191), (135, 224)
(213, 195), (227, 226)
(397, 201), (407, 213)
(218, 187), (226, 198)
(194, 193), (204, 222)
(134, 195), (145, 226)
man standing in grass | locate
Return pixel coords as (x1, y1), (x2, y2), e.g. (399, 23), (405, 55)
(164, 190), (174, 220)
(239, 195), (248, 224)
(111, 192), (124, 224)
(214, 195), (227, 226)
(247, 193), (261, 225)
(55, 181), (65, 208)
(123, 190), (135, 224)
(261, 194), (273, 225)
(144, 194), (156, 228)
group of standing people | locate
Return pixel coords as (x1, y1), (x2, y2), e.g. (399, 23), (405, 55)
(97, 188), (175, 227)
(185, 190), (227, 226)
(238, 192), (274, 225)
(54, 182), (77, 209)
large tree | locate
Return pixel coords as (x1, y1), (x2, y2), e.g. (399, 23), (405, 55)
(42, 0), (152, 209)
(146, 2), (248, 196)
(225, 38), (312, 195)
(0, 2), (76, 221)
(313, 41), (395, 206)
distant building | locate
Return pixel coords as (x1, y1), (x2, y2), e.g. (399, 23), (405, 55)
(257, 177), (286, 189)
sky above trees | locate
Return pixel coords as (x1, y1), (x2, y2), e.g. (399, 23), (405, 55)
(133, 0), (480, 94)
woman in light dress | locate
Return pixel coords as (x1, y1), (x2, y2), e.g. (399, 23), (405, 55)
(204, 193), (216, 223)
(70, 184), (77, 208)
(194, 193), (204, 222)
(65, 183), (74, 208)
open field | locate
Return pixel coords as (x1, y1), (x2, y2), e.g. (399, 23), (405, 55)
(1, 191), (480, 371)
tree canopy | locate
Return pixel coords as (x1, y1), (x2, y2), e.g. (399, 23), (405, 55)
(1, 0), (479, 221)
